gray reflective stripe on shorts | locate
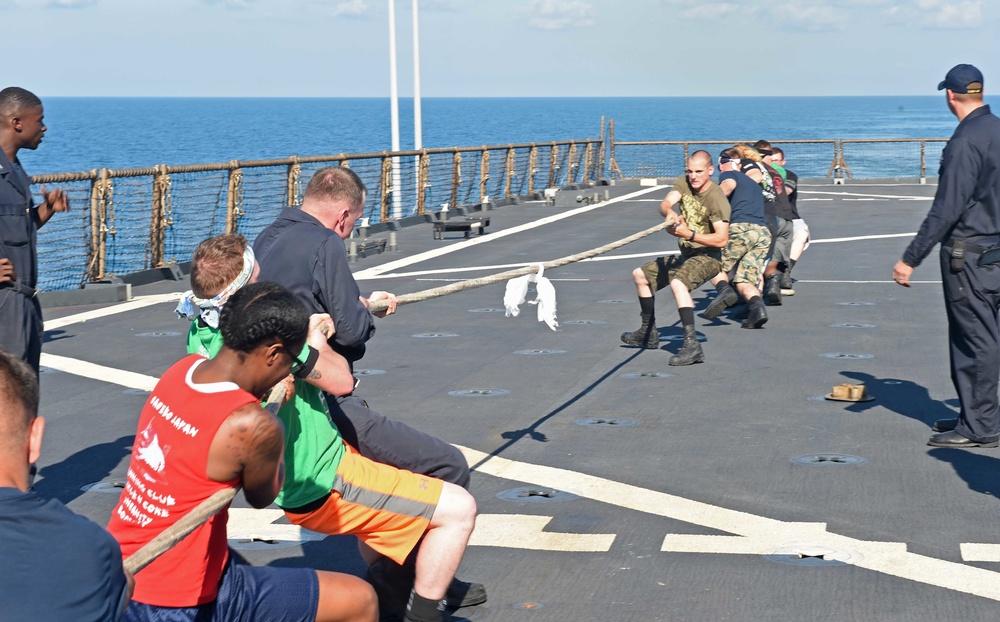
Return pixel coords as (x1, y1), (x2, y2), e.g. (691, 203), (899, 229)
(332, 473), (437, 520)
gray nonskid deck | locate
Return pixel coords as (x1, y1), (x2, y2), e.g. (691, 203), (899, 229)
(36, 179), (1000, 621)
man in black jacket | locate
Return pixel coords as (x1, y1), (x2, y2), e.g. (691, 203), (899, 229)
(893, 64), (1000, 448)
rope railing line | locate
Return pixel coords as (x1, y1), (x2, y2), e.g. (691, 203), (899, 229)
(367, 220), (670, 313)
(30, 138), (604, 292)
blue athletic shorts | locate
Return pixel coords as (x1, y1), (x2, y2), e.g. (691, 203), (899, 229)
(123, 553), (319, 622)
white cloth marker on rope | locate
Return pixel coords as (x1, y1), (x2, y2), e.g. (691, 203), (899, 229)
(503, 263), (558, 330)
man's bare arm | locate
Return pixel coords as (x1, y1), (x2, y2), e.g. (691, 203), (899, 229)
(659, 189), (682, 219)
(303, 313), (356, 396)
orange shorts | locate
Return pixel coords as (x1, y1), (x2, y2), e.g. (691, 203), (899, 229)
(284, 444), (443, 564)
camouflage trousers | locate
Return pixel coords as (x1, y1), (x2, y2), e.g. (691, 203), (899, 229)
(640, 251), (722, 292)
(721, 223), (771, 285)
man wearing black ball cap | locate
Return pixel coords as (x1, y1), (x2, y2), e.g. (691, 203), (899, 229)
(892, 63), (1000, 448)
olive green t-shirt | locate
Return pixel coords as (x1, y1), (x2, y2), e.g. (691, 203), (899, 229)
(672, 177), (731, 251)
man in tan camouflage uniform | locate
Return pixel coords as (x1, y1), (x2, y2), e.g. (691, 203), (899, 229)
(620, 150), (731, 365)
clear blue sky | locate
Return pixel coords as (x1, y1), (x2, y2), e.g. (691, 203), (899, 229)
(3, 0), (997, 98)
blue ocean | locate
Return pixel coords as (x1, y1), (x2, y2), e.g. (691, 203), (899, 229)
(20, 96), (964, 175)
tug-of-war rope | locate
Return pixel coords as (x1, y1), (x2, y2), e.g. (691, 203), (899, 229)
(122, 220), (668, 574)
(367, 220), (668, 313)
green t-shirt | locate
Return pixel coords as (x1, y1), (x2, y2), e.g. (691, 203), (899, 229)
(770, 163), (788, 181)
(187, 321), (345, 508)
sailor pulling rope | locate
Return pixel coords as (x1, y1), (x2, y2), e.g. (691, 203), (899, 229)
(121, 222), (667, 574)
(174, 245), (256, 328)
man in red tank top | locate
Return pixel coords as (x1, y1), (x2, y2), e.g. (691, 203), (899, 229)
(108, 282), (377, 622)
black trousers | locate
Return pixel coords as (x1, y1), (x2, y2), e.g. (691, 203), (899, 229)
(326, 393), (471, 489)
(0, 289), (42, 374)
(940, 246), (1000, 443)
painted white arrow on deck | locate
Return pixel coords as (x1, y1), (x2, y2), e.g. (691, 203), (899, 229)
(469, 514), (615, 552)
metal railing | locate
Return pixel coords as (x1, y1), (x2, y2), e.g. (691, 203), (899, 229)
(30, 139), (603, 292)
(609, 137), (950, 182)
(29, 121), (952, 294)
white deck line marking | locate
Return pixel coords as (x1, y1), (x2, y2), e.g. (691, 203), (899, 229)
(810, 232), (916, 244)
(40, 353), (158, 391)
(960, 543), (1000, 562)
(43, 293), (183, 331)
(469, 515), (616, 551)
(37, 357), (1000, 591)
(363, 232), (917, 281)
(352, 186), (667, 281)
(455, 445), (1000, 601)
(804, 191), (932, 200)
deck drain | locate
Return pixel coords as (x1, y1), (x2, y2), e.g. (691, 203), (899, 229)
(81, 481), (127, 493)
(448, 388), (511, 397)
(135, 331), (182, 337)
(661, 333), (706, 342)
(830, 323), (876, 329)
(821, 353), (874, 360)
(122, 388), (150, 395)
(596, 299), (631, 304)
(807, 395), (829, 402)
(883, 380), (902, 385)
(621, 371), (674, 379)
(763, 545), (861, 567)
(353, 369), (385, 376)
(513, 349), (566, 355)
(228, 527), (326, 551)
(791, 454), (868, 466)
(575, 417), (640, 428)
(563, 319), (606, 325)
(412, 332), (459, 338)
(836, 301), (876, 306)
(497, 487), (577, 503)
(468, 308), (506, 313)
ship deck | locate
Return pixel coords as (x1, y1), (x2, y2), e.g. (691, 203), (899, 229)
(34, 178), (1000, 621)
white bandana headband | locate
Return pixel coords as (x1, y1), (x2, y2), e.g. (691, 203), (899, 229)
(175, 245), (256, 328)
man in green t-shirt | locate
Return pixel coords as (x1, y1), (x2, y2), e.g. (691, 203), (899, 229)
(620, 150), (732, 365)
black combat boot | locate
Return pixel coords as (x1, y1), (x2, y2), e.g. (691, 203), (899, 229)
(620, 312), (659, 349)
(669, 325), (704, 366)
(741, 297), (768, 329)
(703, 282), (738, 319)
(764, 274), (782, 306)
(780, 259), (796, 295)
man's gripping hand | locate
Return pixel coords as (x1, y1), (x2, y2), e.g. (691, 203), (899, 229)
(366, 291), (398, 318)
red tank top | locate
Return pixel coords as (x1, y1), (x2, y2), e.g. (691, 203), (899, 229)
(108, 355), (257, 606)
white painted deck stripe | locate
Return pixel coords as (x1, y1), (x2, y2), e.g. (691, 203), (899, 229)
(455, 445), (1000, 602)
(43, 293), (182, 331)
(352, 186), (668, 281)
(39, 353), (158, 391)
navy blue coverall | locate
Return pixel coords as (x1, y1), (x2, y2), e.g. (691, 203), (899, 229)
(903, 104), (1000, 444)
(253, 207), (470, 490)
(0, 148), (43, 373)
